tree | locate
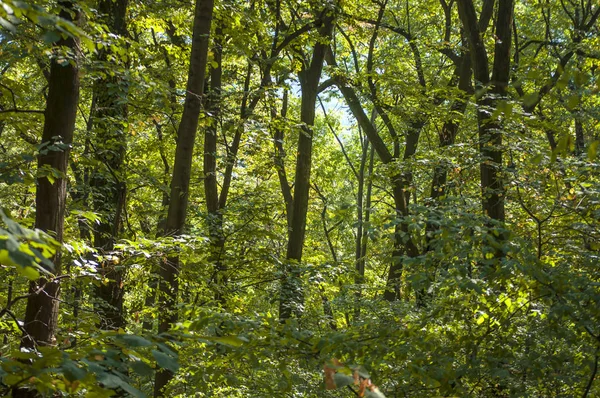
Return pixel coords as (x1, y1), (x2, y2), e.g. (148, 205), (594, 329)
(1, 0), (599, 396)
(279, 5), (335, 321)
(19, 0), (80, 351)
(88, 0), (130, 331)
(457, 0), (514, 263)
(155, 0), (214, 394)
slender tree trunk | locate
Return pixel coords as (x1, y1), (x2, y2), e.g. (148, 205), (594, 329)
(19, 0), (80, 354)
(279, 13), (334, 321)
(218, 62), (252, 210)
(204, 22), (227, 305)
(354, 139), (373, 319)
(90, 0), (130, 331)
(574, 115), (585, 155)
(354, 138), (367, 293)
(142, 26), (179, 333)
(430, 55), (472, 203)
(384, 169), (420, 302)
(155, 0), (213, 395)
(273, 88), (293, 225)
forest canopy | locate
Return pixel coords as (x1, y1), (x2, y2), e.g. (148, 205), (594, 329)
(0, 0), (599, 396)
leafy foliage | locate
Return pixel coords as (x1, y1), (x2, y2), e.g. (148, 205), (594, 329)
(1, 0), (599, 397)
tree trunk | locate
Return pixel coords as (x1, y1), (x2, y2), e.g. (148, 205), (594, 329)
(155, 0), (213, 395)
(273, 88), (293, 225)
(142, 25), (178, 333)
(204, 22), (227, 305)
(279, 13), (334, 321)
(90, 0), (129, 332)
(457, 0), (513, 262)
(19, 0), (80, 352)
(354, 140), (374, 319)
(430, 55), (472, 204)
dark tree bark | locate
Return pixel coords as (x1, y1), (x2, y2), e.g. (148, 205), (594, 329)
(155, 0), (214, 395)
(457, 0), (514, 261)
(19, 0), (80, 352)
(574, 117), (585, 155)
(279, 11), (334, 321)
(89, 0), (129, 332)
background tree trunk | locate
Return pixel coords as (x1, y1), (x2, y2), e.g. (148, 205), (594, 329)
(89, 0), (129, 332)
(279, 12), (334, 321)
(155, 0), (214, 395)
(457, 0), (513, 262)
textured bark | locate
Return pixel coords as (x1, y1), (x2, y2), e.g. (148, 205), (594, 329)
(19, 0), (80, 353)
(457, 0), (514, 261)
(155, 0), (213, 395)
(279, 13), (334, 321)
(89, 0), (129, 332)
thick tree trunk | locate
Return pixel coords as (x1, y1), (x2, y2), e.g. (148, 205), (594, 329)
(279, 14), (334, 321)
(90, 0), (130, 331)
(155, 0), (213, 395)
(19, 0), (80, 351)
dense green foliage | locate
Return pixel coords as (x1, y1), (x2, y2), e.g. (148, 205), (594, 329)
(1, 0), (599, 396)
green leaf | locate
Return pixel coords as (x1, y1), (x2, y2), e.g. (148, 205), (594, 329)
(205, 335), (248, 347)
(119, 380), (146, 398)
(565, 95), (580, 111)
(16, 263), (40, 280)
(333, 373), (354, 388)
(62, 359), (86, 382)
(152, 349), (179, 373)
(522, 92), (539, 108)
(42, 30), (61, 43)
(97, 372), (124, 389)
(97, 372), (145, 398)
(588, 140), (599, 160)
(117, 334), (153, 348)
(532, 153), (544, 165)
(130, 360), (154, 377)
